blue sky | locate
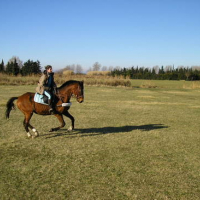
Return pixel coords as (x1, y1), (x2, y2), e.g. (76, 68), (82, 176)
(0, 0), (200, 71)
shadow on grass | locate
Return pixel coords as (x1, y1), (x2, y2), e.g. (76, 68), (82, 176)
(42, 124), (168, 139)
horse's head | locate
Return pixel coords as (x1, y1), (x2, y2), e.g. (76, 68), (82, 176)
(58, 80), (84, 103)
(72, 81), (84, 103)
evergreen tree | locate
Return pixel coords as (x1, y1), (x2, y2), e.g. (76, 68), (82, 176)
(21, 59), (41, 75)
(109, 66), (200, 81)
(6, 61), (13, 75)
(159, 66), (165, 74)
(13, 58), (20, 75)
(5, 59), (20, 75)
(0, 59), (5, 72)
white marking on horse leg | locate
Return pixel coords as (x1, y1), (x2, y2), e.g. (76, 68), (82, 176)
(27, 132), (32, 138)
(32, 128), (36, 132)
(68, 126), (73, 131)
(32, 128), (39, 137)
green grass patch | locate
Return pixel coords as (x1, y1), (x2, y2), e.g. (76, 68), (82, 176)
(1, 84), (200, 199)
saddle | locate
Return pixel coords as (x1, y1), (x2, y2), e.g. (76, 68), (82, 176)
(34, 93), (48, 105)
(34, 93), (72, 107)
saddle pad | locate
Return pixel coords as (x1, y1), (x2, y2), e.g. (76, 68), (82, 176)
(34, 93), (48, 105)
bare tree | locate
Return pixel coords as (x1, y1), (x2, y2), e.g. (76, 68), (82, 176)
(92, 62), (101, 71)
(63, 64), (83, 74)
(185, 71), (191, 80)
(108, 66), (114, 71)
(87, 67), (92, 72)
(64, 64), (75, 72)
(114, 66), (121, 70)
(102, 66), (108, 71)
(152, 66), (159, 74)
(192, 66), (200, 71)
(70, 64), (75, 72)
(64, 65), (72, 70)
(165, 65), (173, 72)
(8, 56), (23, 68)
(75, 64), (83, 74)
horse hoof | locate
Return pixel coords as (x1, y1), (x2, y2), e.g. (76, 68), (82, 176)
(32, 129), (39, 137)
(49, 128), (54, 132)
(68, 126), (73, 131)
(32, 134), (39, 139)
(35, 133), (39, 137)
(27, 132), (32, 138)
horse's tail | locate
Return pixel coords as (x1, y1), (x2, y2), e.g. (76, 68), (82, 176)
(5, 97), (18, 119)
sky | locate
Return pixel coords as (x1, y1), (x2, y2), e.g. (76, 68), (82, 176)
(0, 0), (200, 71)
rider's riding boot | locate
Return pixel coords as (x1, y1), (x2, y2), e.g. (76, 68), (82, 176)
(48, 99), (55, 114)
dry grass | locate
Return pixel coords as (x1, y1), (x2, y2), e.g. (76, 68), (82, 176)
(2, 73), (200, 90)
(131, 79), (200, 90)
(0, 73), (39, 85)
(87, 71), (111, 76)
(139, 80), (158, 88)
(183, 81), (200, 89)
(0, 73), (131, 88)
(62, 70), (74, 76)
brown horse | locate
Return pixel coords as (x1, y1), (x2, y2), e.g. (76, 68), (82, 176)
(5, 80), (84, 138)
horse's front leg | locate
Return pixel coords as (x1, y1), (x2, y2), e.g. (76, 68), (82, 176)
(63, 111), (75, 131)
(49, 114), (65, 132)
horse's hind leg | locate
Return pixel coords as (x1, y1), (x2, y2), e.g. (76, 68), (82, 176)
(23, 116), (32, 138)
(28, 122), (39, 138)
(23, 112), (38, 138)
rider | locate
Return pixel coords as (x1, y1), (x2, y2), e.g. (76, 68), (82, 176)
(36, 65), (57, 114)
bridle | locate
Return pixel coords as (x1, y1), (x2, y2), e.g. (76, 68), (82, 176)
(72, 84), (84, 100)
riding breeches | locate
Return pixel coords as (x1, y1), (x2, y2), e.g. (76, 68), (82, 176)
(44, 90), (51, 99)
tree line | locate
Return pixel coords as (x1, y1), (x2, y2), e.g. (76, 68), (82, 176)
(111, 66), (200, 81)
(0, 57), (41, 76)
(1, 56), (200, 81)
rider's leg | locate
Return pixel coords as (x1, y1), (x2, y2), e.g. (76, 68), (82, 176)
(44, 91), (55, 114)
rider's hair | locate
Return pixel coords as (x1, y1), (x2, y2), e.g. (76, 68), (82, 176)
(45, 65), (52, 70)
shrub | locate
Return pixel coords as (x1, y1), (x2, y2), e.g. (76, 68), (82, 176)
(87, 71), (111, 76)
(63, 70), (74, 76)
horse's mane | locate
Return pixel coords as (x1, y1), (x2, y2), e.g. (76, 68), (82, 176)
(58, 80), (80, 89)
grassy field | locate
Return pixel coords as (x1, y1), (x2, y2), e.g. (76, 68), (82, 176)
(1, 81), (200, 199)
